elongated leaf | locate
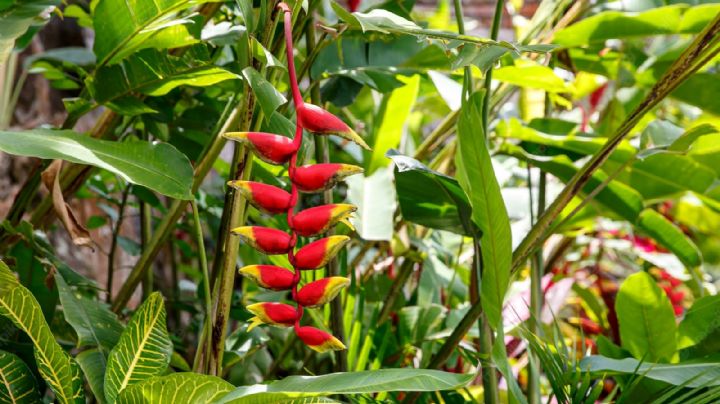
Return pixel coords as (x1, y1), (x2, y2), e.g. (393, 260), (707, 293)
(116, 373), (233, 403)
(242, 67), (287, 120)
(636, 209), (702, 268)
(0, 350), (41, 404)
(346, 167), (397, 241)
(0, 0), (59, 61)
(77, 349), (108, 404)
(581, 355), (720, 388)
(388, 151), (475, 235)
(90, 47), (239, 108)
(0, 129), (193, 200)
(92, 0), (214, 66)
(0, 261), (84, 404)
(55, 272), (124, 351)
(615, 272), (677, 363)
(455, 91), (511, 329)
(218, 369), (473, 402)
(368, 75), (420, 174)
(554, 4), (720, 47)
(678, 295), (720, 350)
(104, 292), (172, 404)
(493, 60), (568, 92)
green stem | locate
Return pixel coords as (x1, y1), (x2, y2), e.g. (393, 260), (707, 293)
(377, 255), (416, 325)
(191, 200), (213, 373)
(453, 0), (473, 98)
(527, 170), (545, 404)
(107, 185), (131, 303)
(482, 0), (505, 135)
(474, 241), (499, 404)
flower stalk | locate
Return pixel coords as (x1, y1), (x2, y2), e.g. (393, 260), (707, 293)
(225, 2), (367, 353)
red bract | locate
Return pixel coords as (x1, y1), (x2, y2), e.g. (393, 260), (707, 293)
(231, 226), (291, 254)
(569, 317), (603, 335)
(227, 180), (291, 214)
(228, 2), (367, 353)
(294, 236), (351, 270)
(223, 132), (297, 165)
(298, 103), (370, 150)
(293, 163), (363, 193)
(297, 277), (350, 307)
(239, 265), (294, 290)
(348, 0), (361, 12)
(291, 204), (356, 236)
(246, 302), (297, 330)
(295, 326), (346, 353)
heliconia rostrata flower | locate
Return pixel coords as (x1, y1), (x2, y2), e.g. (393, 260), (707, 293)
(223, 2), (368, 353)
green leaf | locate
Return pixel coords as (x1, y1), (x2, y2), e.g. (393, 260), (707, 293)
(0, 0), (59, 61)
(55, 272), (124, 352)
(218, 369), (473, 402)
(77, 349), (108, 404)
(493, 60), (568, 92)
(678, 295), (720, 350)
(0, 129), (193, 200)
(615, 272), (677, 363)
(670, 73), (720, 117)
(554, 4), (720, 47)
(116, 373), (233, 403)
(92, 0), (214, 66)
(104, 292), (173, 404)
(91, 47), (239, 106)
(388, 151), (475, 235)
(242, 66), (287, 120)
(368, 75), (420, 174)
(580, 355), (720, 388)
(688, 132), (720, 177)
(455, 91), (511, 329)
(636, 209), (702, 268)
(0, 261), (84, 404)
(0, 350), (41, 404)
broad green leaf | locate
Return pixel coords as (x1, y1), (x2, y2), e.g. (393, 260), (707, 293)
(668, 124), (720, 153)
(116, 373), (233, 403)
(493, 60), (568, 92)
(455, 91), (511, 329)
(368, 75), (420, 174)
(554, 4), (720, 47)
(615, 272), (677, 363)
(688, 132), (720, 177)
(0, 129), (193, 200)
(0, 261), (84, 404)
(671, 73), (720, 117)
(581, 355), (720, 388)
(346, 167), (397, 241)
(637, 209), (702, 268)
(90, 47), (239, 107)
(242, 67), (287, 120)
(388, 151), (476, 235)
(104, 292), (172, 404)
(77, 349), (108, 404)
(92, 0), (214, 66)
(678, 295), (720, 350)
(0, 350), (41, 404)
(0, 0), (59, 61)
(218, 369), (473, 402)
(55, 272), (124, 352)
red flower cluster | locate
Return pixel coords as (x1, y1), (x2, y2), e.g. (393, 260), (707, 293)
(223, 3), (367, 353)
(654, 269), (685, 316)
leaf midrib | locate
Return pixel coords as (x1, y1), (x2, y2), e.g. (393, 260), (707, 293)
(117, 305), (163, 393)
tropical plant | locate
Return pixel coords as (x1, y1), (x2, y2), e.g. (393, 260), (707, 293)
(0, 0), (719, 402)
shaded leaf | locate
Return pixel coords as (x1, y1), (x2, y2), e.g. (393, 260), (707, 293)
(0, 129), (193, 200)
(77, 349), (108, 404)
(0, 350), (41, 404)
(678, 295), (720, 350)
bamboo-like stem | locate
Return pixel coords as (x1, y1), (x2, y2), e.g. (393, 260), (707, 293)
(191, 200), (214, 373)
(107, 185), (131, 303)
(527, 169), (545, 404)
(377, 256), (416, 325)
(427, 12), (720, 374)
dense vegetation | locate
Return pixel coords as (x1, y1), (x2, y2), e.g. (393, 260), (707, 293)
(0, 0), (719, 402)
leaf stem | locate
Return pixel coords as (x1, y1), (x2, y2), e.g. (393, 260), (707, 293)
(107, 184), (131, 303)
(191, 200), (213, 373)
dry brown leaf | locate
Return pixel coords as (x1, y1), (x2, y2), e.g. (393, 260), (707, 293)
(41, 159), (94, 249)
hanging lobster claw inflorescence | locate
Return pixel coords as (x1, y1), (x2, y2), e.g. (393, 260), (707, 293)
(223, 2), (368, 353)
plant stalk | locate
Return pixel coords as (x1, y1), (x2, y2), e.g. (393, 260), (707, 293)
(191, 200), (214, 373)
(107, 185), (131, 303)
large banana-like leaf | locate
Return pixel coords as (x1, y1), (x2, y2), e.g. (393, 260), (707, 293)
(104, 292), (172, 404)
(0, 261), (84, 404)
(116, 373), (233, 403)
(77, 349), (108, 404)
(0, 350), (41, 403)
(92, 0), (216, 66)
